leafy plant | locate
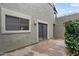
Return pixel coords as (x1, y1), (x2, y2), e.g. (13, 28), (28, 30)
(64, 19), (79, 56)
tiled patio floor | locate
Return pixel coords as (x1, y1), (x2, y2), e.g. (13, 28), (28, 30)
(2, 39), (67, 56)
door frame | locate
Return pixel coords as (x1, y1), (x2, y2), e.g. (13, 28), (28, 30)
(37, 19), (49, 42)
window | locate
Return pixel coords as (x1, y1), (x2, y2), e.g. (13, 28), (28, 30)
(20, 18), (29, 30)
(6, 15), (20, 30)
(6, 15), (29, 31)
(1, 8), (31, 33)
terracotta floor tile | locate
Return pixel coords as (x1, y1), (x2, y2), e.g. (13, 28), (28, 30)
(2, 39), (67, 56)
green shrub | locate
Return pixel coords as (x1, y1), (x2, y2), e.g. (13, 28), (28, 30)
(64, 19), (79, 56)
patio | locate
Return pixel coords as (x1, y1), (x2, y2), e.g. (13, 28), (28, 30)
(2, 39), (67, 56)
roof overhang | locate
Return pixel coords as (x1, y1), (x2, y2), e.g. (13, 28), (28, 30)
(49, 3), (57, 14)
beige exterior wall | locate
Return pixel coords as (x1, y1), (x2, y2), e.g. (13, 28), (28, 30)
(55, 13), (79, 39)
(0, 3), (55, 53)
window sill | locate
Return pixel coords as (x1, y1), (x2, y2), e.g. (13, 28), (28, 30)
(1, 30), (31, 34)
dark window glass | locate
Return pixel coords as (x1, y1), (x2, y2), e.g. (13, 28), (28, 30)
(6, 15), (20, 30)
(20, 18), (29, 30)
(5, 15), (29, 31)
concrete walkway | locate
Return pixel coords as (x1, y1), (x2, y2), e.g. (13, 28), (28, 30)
(2, 39), (67, 56)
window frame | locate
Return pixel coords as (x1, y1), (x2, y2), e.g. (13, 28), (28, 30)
(1, 8), (31, 33)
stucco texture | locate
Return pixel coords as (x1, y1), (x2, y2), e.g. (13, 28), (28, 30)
(0, 3), (55, 53)
(55, 13), (79, 39)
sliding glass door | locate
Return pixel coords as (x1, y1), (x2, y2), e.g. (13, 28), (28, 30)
(38, 23), (47, 41)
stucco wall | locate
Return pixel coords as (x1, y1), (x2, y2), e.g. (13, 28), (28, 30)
(55, 13), (79, 39)
(0, 3), (54, 52)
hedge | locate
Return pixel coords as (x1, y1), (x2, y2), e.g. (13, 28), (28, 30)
(64, 19), (79, 56)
